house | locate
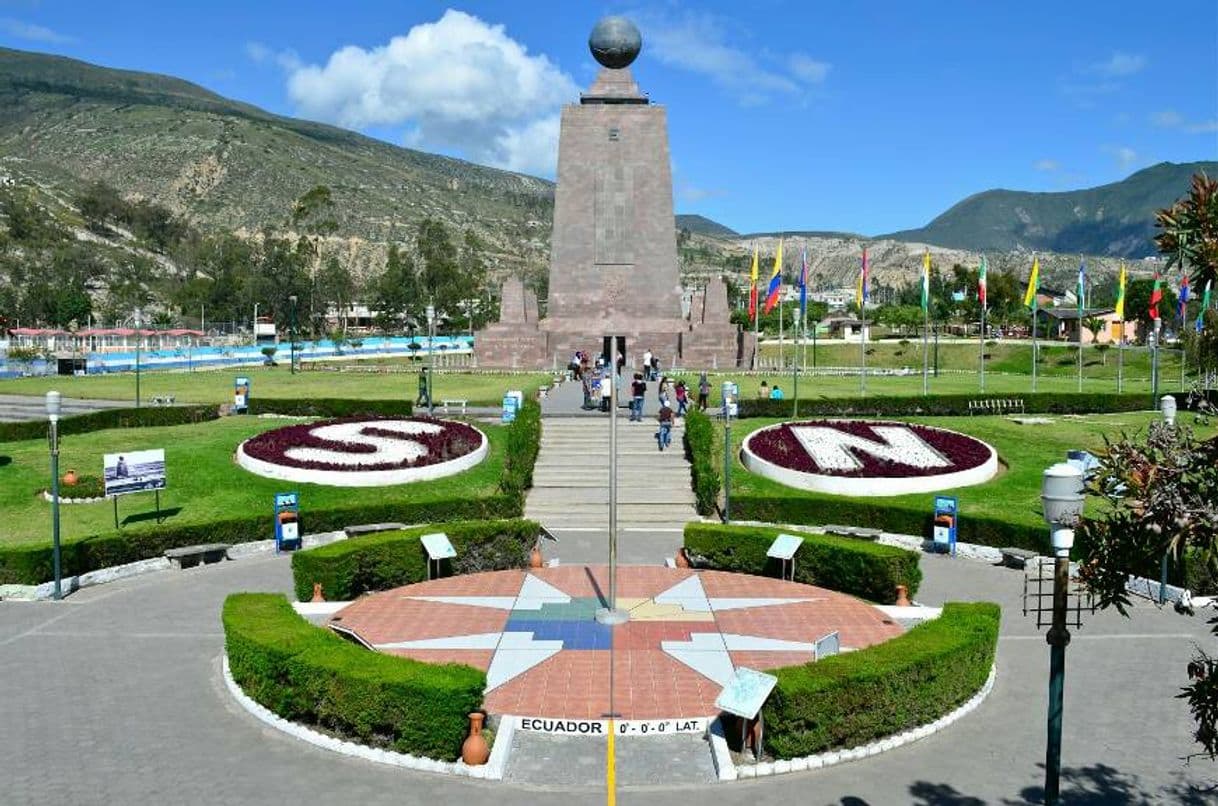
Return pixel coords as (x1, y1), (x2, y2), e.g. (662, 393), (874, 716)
(822, 315), (871, 342)
(1035, 308), (1138, 344)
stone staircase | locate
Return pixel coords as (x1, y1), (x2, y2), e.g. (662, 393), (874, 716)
(524, 417), (698, 561)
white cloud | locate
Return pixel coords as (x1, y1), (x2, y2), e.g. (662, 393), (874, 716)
(1102, 145), (1139, 171)
(639, 10), (829, 105)
(0, 17), (73, 44)
(1152, 109), (1218, 134)
(280, 10), (576, 176)
(1033, 159), (1060, 172)
(1089, 51), (1146, 77)
(1152, 109), (1183, 128)
(245, 41), (301, 72)
(1185, 120), (1218, 134)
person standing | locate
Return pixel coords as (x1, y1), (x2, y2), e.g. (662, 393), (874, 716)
(674, 380), (689, 417)
(600, 368), (612, 412)
(630, 373), (646, 422)
(758, 379), (769, 399)
(697, 372), (711, 411)
(656, 403), (674, 451)
(642, 348), (653, 380)
(769, 384), (784, 400)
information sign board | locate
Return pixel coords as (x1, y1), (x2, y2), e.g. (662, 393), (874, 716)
(103, 449), (166, 497)
(932, 495), (958, 556)
(715, 667), (778, 719)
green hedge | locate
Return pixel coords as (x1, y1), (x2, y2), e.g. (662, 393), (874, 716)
(0, 401), (544, 585)
(683, 409), (721, 516)
(223, 593), (483, 760)
(729, 495), (1047, 553)
(684, 522), (922, 603)
(248, 398), (413, 417)
(762, 602), (999, 759)
(0, 404), (219, 443)
(738, 392), (1154, 419)
(291, 519), (539, 601)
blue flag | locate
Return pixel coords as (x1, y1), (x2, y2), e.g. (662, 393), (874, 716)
(798, 245), (808, 319)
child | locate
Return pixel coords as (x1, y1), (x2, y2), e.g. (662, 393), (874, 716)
(674, 380), (689, 416)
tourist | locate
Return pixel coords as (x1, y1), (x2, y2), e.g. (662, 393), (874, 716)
(630, 373), (646, 421)
(770, 384), (784, 400)
(758, 380), (769, 399)
(658, 376), (672, 409)
(697, 373), (710, 411)
(674, 380), (689, 416)
(600, 368), (612, 412)
(642, 348), (653, 380)
(416, 367), (431, 407)
(569, 351), (583, 380)
(650, 355), (660, 381)
(656, 403), (674, 450)
(581, 370), (594, 410)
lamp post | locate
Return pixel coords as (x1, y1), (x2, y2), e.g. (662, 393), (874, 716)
(46, 391), (63, 600)
(1151, 319), (1162, 408)
(289, 295), (298, 375)
(1040, 462), (1086, 806)
(134, 308), (142, 408)
(1161, 394), (1177, 427)
(721, 381), (736, 523)
(426, 302), (436, 415)
(595, 334), (629, 626)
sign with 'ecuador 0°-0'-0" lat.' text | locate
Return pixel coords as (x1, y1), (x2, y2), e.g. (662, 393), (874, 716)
(516, 717), (707, 736)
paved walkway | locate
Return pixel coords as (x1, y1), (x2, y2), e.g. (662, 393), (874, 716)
(529, 378), (698, 565)
(0, 393), (131, 422)
(2, 554), (1213, 804)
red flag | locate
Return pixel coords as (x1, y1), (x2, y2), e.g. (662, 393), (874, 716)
(1149, 272), (1162, 320)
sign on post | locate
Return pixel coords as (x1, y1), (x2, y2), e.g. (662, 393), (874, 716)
(274, 492), (301, 552)
(721, 382), (738, 419)
(932, 495), (958, 556)
(766, 533), (803, 581)
(502, 389), (523, 423)
(234, 376), (250, 413)
(104, 449), (166, 497)
(421, 532), (457, 579)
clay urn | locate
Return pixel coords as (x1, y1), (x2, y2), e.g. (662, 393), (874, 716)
(529, 543), (544, 569)
(462, 712), (490, 766)
(62, 469), (78, 486)
(311, 583), (325, 603)
(674, 547), (690, 568)
(895, 585), (911, 607)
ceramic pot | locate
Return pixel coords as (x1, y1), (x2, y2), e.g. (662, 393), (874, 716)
(311, 583), (325, 603)
(62, 469), (78, 486)
(674, 547), (690, 568)
(461, 713), (490, 766)
(895, 584), (911, 607)
(529, 544), (544, 569)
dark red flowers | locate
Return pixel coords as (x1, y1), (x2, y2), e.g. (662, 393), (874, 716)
(241, 417), (482, 472)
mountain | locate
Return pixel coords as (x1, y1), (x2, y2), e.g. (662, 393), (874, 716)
(0, 46), (556, 278)
(881, 161), (1218, 258)
(675, 214), (737, 239)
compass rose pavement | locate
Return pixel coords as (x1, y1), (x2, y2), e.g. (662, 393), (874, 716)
(329, 566), (903, 719)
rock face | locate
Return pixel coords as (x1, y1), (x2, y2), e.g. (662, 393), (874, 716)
(476, 21), (745, 370)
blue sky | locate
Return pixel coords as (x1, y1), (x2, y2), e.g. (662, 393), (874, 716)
(1, 1), (1215, 235)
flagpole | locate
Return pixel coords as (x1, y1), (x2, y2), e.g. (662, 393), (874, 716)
(1032, 297), (1039, 393)
(860, 305), (867, 397)
(1077, 262), (1084, 394)
(778, 293), (784, 371)
(922, 298), (929, 396)
(980, 303), (987, 393)
(792, 310), (800, 418)
(1116, 320), (1124, 393)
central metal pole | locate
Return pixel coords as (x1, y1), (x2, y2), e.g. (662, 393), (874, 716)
(980, 306), (987, 392)
(596, 335), (628, 626)
(1032, 302), (1039, 392)
(1044, 552), (1071, 805)
(49, 419), (62, 600)
(134, 310), (142, 408)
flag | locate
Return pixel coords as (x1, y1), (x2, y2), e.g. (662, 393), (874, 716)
(856, 247), (870, 307)
(1198, 280), (1213, 332)
(1023, 256), (1040, 309)
(921, 249), (931, 312)
(978, 255), (988, 309)
(747, 245), (759, 321)
(1149, 272), (1162, 320)
(1177, 273), (1190, 320)
(1114, 264), (1127, 320)
(798, 244), (808, 319)
(763, 239), (783, 314)
(1076, 258), (1086, 317)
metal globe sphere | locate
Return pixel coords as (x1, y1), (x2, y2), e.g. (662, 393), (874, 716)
(588, 16), (642, 69)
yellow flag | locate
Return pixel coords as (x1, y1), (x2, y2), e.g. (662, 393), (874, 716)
(1114, 263), (1127, 319)
(1023, 256), (1040, 308)
(750, 245), (759, 284)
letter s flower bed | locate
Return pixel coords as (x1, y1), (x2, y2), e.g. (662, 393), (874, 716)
(223, 593), (484, 760)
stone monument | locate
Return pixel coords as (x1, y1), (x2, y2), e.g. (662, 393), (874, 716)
(475, 16), (746, 369)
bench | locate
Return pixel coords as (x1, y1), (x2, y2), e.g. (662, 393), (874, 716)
(1000, 547), (1039, 569)
(822, 524), (882, 540)
(151, 395), (176, 406)
(344, 522), (407, 537)
(164, 543), (231, 569)
(439, 399), (468, 414)
(968, 398), (1025, 416)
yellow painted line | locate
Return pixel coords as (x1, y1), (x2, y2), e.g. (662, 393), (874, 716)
(606, 718), (616, 806)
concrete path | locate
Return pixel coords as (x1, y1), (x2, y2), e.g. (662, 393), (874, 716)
(1, 554), (1214, 804)
(0, 393), (132, 422)
(526, 379), (698, 565)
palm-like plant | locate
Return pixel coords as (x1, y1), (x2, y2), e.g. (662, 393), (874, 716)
(1155, 172), (1218, 289)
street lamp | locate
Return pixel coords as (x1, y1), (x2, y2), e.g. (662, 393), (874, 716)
(426, 303), (435, 415)
(1040, 462), (1086, 806)
(1160, 394), (1177, 427)
(289, 295), (298, 375)
(46, 391), (63, 600)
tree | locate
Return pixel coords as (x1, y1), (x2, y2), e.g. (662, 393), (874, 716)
(318, 256), (354, 333)
(1155, 171), (1218, 290)
(373, 243), (417, 333)
(1077, 423), (1218, 757)
(1126, 279), (1179, 344)
(1083, 316), (1107, 344)
(74, 180), (125, 234)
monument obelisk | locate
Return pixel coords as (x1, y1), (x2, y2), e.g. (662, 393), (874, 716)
(475, 16), (746, 369)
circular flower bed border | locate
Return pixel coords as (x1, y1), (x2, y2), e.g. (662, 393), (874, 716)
(741, 419), (998, 497)
(236, 416), (488, 487)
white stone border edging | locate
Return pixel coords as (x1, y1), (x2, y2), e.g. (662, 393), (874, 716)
(221, 654), (513, 780)
(740, 422), (998, 497)
(236, 420), (488, 487)
(709, 663), (997, 781)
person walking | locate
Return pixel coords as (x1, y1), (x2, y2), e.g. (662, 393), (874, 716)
(697, 372), (710, 411)
(642, 348), (653, 380)
(674, 380), (689, 417)
(656, 403), (674, 451)
(630, 373), (646, 421)
(658, 376), (672, 409)
(600, 368), (612, 412)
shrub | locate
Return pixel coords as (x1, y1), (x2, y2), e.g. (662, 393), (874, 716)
(291, 519), (539, 601)
(223, 593), (484, 760)
(683, 522), (921, 603)
(683, 409), (720, 515)
(500, 400), (541, 498)
(0, 404), (218, 443)
(737, 392), (1155, 419)
(248, 398), (413, 418)
(763, 602), (999, 759)
(49, 473), (105, 499)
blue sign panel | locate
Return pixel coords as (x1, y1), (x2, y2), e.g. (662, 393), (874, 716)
(274, 491), (301, 552)
(932, 495), (958, 556)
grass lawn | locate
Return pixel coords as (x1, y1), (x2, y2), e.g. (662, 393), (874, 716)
(719, 412), (1218, 532)
(0, 366), (552, 407)
(0, 415), (507, 549)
